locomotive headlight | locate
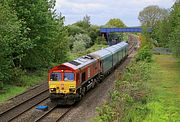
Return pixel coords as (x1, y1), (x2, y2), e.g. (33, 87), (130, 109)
(50, 88), (56, 92)
(69, 88), (75, 93)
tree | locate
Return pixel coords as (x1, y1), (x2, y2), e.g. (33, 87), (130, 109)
(74, 15), (91, 30)
(70, 34), (92, 49)
(88, 25), (99, 44)
(72, 40), (86, 53)
(138, 5), (169, 27)
(95, 36), (107, 45)
(51, 16), (70, 63)
(104, 18), (126, 43)
(0, 3), (30, 83)
(67, 25), (85, 36)
(105, 18), (126, 28)
(9, 0), (64, 69)
(168, 2), (180, 57)
(151, 19), (171, 47)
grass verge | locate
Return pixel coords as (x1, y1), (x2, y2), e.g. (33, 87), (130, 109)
(0, 85), (26, 103)
(0, 69), (47, 103)
(144, 55), (180, 122)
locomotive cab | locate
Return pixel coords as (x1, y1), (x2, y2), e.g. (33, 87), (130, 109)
(49, 71), (76, 94)
(48, 65), (78, 96)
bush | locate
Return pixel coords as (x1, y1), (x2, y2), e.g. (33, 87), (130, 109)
(95, 36), (107, 45)
(72, 40), (86, 53)
(71, 34), (92, 48)
(136, 46), (152, 62)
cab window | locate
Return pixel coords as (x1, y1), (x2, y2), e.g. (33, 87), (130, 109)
(64, 72), (74, 81)
(50, 72), (62, 81)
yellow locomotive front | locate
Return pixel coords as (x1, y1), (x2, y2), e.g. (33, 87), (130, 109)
(49, 71), (76, 94)
(48, 65), (79, 105)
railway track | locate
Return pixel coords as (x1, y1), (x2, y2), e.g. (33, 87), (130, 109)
(0, 83), (49, 122)
(34, 105), (72, 122)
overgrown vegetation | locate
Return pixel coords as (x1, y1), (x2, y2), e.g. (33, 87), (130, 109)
(136, 46), (152, 62)
(94, 47), (152, 122)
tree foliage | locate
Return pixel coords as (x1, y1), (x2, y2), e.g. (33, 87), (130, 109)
(9, 0), (59, 69)
(0, 3), (30, 83)
(0, 0), (69, 84)
(73, 15), (91, 30)
(138, 5), (169, 27)
(69, 15), (99, 46)
(140, 2), (180, 57)
(95, 36), (107, 45)
(71, 34), (92, 49)
(168, 2), (180, 57)
(72, 40), (86, 53)
(105, 18), (126, 28)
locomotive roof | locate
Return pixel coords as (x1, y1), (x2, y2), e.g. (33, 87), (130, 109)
(63, 55), (97, 70)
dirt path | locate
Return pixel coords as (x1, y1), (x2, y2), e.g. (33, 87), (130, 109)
(144, 55), (180, 121)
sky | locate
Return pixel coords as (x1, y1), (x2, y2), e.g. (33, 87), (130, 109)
(55, 0), (176, 27)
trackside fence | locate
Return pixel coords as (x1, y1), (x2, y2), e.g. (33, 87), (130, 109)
(152, 47), (172, 55)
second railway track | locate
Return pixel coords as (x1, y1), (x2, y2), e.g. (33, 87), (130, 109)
(0, 83), (49, 122)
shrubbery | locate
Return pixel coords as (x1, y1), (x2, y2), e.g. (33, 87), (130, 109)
(95, 57), (152, 122)
(136, 46), (152, 62)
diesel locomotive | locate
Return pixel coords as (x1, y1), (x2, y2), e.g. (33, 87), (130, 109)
(48, 42), (129, 105)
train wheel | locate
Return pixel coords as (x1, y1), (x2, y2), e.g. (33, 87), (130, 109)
(81, 87), (86, 96)
(92, 79), (97, 88)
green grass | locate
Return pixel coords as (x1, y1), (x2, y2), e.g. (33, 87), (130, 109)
(0, 69), (47, 103)
(0, 85), (26, 103)
(20, 69), (47, 86)
(144, 55), (180, 122)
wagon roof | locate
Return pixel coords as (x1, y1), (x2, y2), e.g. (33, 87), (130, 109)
(89, 48), (112, 59)
(89, 41), (128, 59)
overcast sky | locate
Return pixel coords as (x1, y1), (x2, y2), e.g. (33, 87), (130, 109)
(55, 0), (175, 26)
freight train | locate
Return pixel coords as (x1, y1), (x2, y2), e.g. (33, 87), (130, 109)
(48, 42), (129, 105)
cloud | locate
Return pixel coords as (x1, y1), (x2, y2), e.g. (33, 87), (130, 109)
(55, 0), (175, 26)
